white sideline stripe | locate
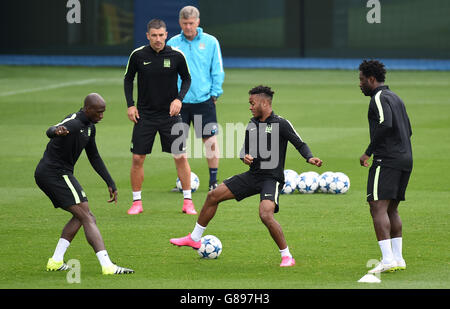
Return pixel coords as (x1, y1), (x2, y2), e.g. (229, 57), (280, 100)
(0, 79), (101, 97)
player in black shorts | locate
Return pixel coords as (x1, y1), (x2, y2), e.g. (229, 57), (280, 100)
(170, 85), (323, 267)
(167, 6), (225, 191)
(177, 98), (220, 190)
(34, 93), (133, 275)
(359, 60), (413, 273)
(124, 18), (197, 215)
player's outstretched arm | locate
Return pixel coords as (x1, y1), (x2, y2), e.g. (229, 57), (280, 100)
(46, 125), (70, 138)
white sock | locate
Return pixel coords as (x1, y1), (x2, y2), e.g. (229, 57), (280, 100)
(132, 191), (141, 201)
(51, 238), (70, 262)
(183, 190), (192, 200)
(391, 237), (404, 261)
(96, 250), (113, 267)
(378, 239), (394, 264)
(191, 222), (206, 242)
(279, 247), (292, 258)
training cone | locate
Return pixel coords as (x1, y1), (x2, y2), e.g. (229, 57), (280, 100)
(357, 274), (381, 283)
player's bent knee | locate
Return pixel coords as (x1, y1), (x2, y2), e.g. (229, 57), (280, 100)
(75, 202), (97, 224)
(206, 186), (231, 205)
(88, 212), (97, 224)
(259, 201), (276, 222)
(259, 211), (274, 225)
(211, 183), (235, 204)
(131, 154), (146, 167)
(206, 190), (220, 204)
(172, 153), (188, 160)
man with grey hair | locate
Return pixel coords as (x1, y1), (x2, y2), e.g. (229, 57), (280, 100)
(167, 6), (225, 192)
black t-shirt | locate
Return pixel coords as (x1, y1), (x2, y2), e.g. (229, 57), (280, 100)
(37, 110), (116, 190)
(365, 85), (413, 171)
(124, 44), (191, 117)
(240, 112), (314, 184)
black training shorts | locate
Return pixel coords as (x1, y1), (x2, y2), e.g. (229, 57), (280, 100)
(131, 114), (187, 155)
(35, 162), (87, 209)
(367, 164), (411, 202)
(223, 171), (283, 213)
(180, 98), (218, 139)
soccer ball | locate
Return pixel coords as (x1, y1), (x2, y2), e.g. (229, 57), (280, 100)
(306, 171), (320, 179)
(318, 171), (335, 193)
(197, 235), (222, 259)
(281, 169), (298, 194)
(329, 172), (350, 194)
(297, 172), (319, 194)
(176, 172), (200, 192)
(334, 172), (351, 191)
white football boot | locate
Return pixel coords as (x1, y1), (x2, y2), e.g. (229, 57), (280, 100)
(368, 260), (397, 274)
(395, 259), (406, 270)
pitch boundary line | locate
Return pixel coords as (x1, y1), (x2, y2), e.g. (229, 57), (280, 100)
(0, 78), (112, 97)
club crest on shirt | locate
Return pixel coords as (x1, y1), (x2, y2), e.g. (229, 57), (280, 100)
(265, 124), (272, 134)
(164, 59), (171, 68)
(199, 43), (206, 50)
(80, 127), (91, 136)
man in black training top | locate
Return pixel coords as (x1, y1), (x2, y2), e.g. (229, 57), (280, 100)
(124, 18), (197, 215)
(359, 60), (412, 274)
(35, 93), (134, 275)
(170, 85), (323, 267)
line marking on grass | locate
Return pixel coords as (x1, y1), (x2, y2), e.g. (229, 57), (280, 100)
(0, 78), (115, 97)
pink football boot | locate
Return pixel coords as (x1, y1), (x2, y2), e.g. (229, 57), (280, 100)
(170, 233), (201, 249)
(127, 200), (143, 215)
(280, 256), (296, 267)
(182, 199), (197, 215)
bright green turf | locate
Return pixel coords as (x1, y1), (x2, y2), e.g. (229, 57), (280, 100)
(0, 66), (449, 289)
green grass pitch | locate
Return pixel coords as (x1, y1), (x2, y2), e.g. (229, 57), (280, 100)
(0, 66), (449, 289)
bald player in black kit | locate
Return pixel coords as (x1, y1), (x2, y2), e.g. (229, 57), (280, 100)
(35, 93), (134, 275)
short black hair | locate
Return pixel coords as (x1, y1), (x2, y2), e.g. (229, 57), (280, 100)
(359, 59), (386, 82)
(147, 19), (166, 31)
(249, 85), (275, 100)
